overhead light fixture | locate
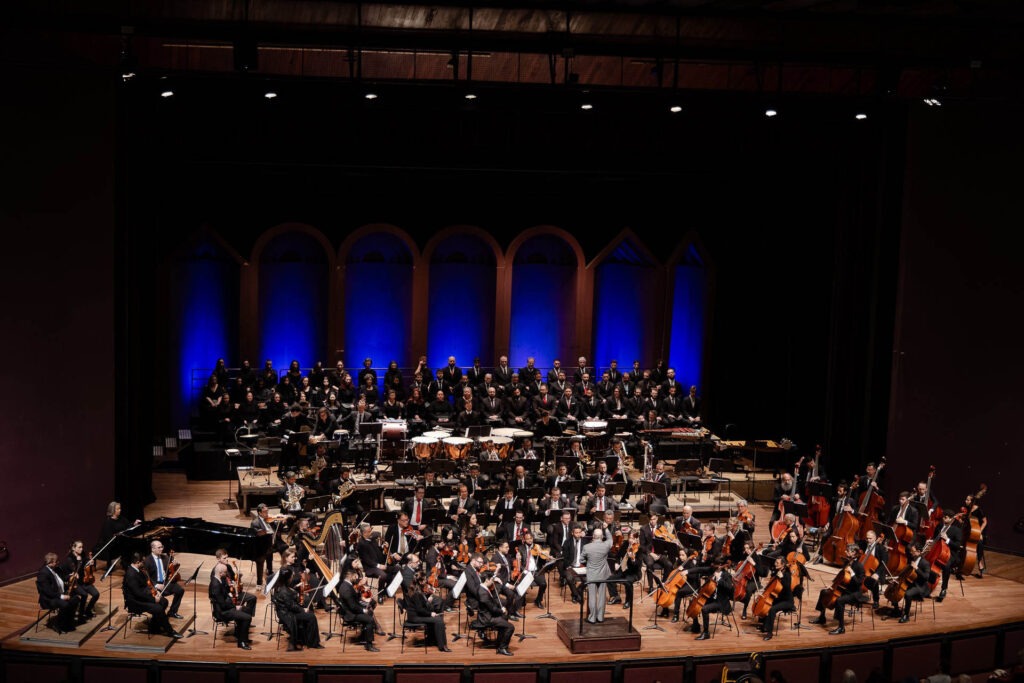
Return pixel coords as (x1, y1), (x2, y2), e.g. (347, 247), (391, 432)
(855, 112), (867, 120)
(765, 108), (778, 118)
(923, 98), (942, 107)
(669, 105), (683, 113)
(264, 91), (277, 100)
(364, 92), (378, 100)
(160, 90), (174, 98)
(464, 93), (477, 100)
(580, 103), (593, 111)
(122, 71), (136, 82)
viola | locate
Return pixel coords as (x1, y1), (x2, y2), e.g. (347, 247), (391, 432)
(685, 576), (718, 620)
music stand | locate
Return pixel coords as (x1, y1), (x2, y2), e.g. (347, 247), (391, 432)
(555, 454), (581, 474)
(783, 500), (808, 520)
(223, 448), (242, 509)
(363, 509), (398, 531)
(428, 460), (458, 477)
(98, 557), (122, 633)
(643, 572), (668, 632)
(514, 571), (537, 640)
(478, 460), (504, 478)
(517, 458), (543, 474)
(673, 458), (702, 502)
(184, 564), (207, 637)
(806, 481), (834, 500)
(357, 422), (384, 474)
(536, 558), (561, 621)
(639, 480), (669, 502)
(303, 494), (332, 515)
(561, 480), (588, 499)
(465, 425), (492, 439)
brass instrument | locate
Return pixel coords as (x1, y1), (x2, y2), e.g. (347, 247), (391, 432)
(333, 479), (356, 504)
(283, 482), (305, 511)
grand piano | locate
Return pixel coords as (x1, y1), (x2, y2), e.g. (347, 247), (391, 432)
(111, 517), (272, 565)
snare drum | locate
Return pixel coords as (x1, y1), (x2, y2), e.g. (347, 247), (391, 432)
(411, 436), (438, 460)
(582, 420), (608, 433)
(443, 436), (473, 460)
(491, 436), (513, 460)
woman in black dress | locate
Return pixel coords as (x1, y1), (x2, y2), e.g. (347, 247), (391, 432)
(271, 568), (323, 651)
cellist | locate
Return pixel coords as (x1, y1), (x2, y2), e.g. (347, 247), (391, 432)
(861, 530), (889, 609)
(735, 541), (769, 620)
(897, 543), (933, 623)
(757, 555), (793, 641)
(888, 491), (920, 534)
(666, 547), (709, 627)
(930, 510), (964, 602)
(809, 543), (864, 635)
(692, 556), (734, 641)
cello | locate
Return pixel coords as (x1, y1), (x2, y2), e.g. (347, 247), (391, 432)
(685, 575), (718, 620)
(732, 544), (764, 602)
(883, 563), (918, 605)
(820, 563), (854, 609)
(751, 567), (785, 619)
(654, 552), (697, 610)
(854, 459), (887, 542)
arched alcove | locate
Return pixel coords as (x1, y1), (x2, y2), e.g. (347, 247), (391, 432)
(424, 230), (499, 367)
(257, 230), (330, 372)
(666, 234), (714, 391)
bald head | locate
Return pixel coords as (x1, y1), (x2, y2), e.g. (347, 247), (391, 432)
(592, 528), (604, 541)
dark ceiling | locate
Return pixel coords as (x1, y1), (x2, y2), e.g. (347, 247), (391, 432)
(8, 0), (1024, 100)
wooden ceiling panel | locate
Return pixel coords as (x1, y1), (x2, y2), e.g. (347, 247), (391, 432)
(575, 55), (625, 87)
(361, 51), (416, 80)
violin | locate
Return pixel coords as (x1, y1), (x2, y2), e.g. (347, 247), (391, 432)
(530, 545), (553, 562)
(654, 526), (680, 545)
(474, 535), (487, 554)
(611, 529), (625, 554)
(167, 550), (182, 584)
(628, 541), (640, 559)
(456, 539), (470, 564)
(81, 552), (96, 585)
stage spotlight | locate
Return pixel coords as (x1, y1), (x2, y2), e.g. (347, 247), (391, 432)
(122, 71), (136, 83)
(669, 105), (682, 113)
(264, 91), (278, 100)
(765, 108), (778, 117)
(855, 112), (867, 120)
(580, 103), (593, 110)
(161, 90), (174, 98)
(365, 92), (378, 100)
(465, 93), (477, 100)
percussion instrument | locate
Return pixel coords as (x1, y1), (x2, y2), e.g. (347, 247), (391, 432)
(512, 430), (533, 440)
(423, 430), (452, 440)
(443, 436), (472, 460)
(411, 436), (439, 460)
(491, 427), (519, 438)
(332, 429), (349, 440)
(581, 420), (607, 432)
(491, 436), (513, 459)
(382, 419), (407, 440)
(239, 433), (260, 441)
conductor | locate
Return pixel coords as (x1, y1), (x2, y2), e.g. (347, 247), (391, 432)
(582, 527), (614, 624)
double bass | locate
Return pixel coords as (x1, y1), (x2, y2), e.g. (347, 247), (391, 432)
(960, 484), (987, 576)
(854, 459), (887, 542)
(804, 451), (831, 529)
(917, 466), (942, 539)
(822, 493), (860, 567)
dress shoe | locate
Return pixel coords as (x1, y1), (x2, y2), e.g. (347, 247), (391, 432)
(571, 596), (581, 604)
(898, 615), (910, 623)
(510, 612), (523, 619)
(695, 632), (710, 641)
(238, 641), (252, 650)
(439, 646), (452, 652)
(508, 615), (519, 622)
(534, 600), (544, 609)
(167, 631), (184, 639)
(762, 633), (773, 641)
(497, 648), (513, 656)
(670, 615), (679, 623)
(809, 617), (826, 625)
(607, 596), (620, 604)
(375, 627), (386, 636)
(936, 590), (947, 603)
(84, 612), (95, 620)
(622, 602), (631, 610)
(872, 602), (880, 610)
(170, 613), (184, 619)
(287, 644), (299, 651)
(310, 643), (325, 649)
(365, 645), (380, 652)
(829, 626), (846, 635)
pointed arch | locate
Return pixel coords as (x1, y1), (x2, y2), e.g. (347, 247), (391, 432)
(664, 230), (716, 399)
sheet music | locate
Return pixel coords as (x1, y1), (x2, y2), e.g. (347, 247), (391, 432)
(516, 571), (535, 596)
(386, 570), (404, 598)
(452, 571), (468, 598)
(264, 570), (280, 596)
(324, 573), (341, 598)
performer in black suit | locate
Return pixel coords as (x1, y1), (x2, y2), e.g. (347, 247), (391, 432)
(211, 549), (258, 614)
(477, 571), (515, 656)
(401, 486), (435, 528)
(495, 489), (527, 527)
(442, 356), (463, 394)
(861, 529), (889, 608)
(250, 504), (287, 587)
(36, 552), (80, 632)
(209, 563), (253, 649)
(639, 514), (673, 590)
(516, 530), (548, 608)
(143, 540), (184, 618)
(338, 569), (379, 651)
(694, 557), (735, 640)
(682, 385), (702, 425)
(560, 524), (587, 603)
(355, 523), (389, 585)
(406, 579), (452, 651)
(898, 544), (933, 623)
(61, 540), (99, 622)
(447, 484), (479, 523)
(932, 510), (964, 602)
(888, 491), (921, 533)
(123, 553), (179, 637)
(759, 556), (794, 641)
(809, 543), (865, 635)
(271, 568), (323, 650)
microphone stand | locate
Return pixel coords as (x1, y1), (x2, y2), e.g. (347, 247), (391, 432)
(98, 557), (122, 633)
(185, 564), (206, 637)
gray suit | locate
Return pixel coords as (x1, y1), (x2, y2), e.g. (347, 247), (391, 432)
(581, 532), (613, 623)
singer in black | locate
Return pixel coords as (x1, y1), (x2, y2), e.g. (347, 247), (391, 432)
(36, 552), (80, 632)
(209, 563), (253, 649)
(123, 553), (180, 638)
(143, 540), (185, 618)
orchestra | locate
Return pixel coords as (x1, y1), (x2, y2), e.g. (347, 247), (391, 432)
(27, 355), (996, 662)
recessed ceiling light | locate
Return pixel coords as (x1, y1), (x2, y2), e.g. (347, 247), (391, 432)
(669, 105), (683, 113)
(855, 112), (868, 120)
(364, 92), (378, 100)
(264, 92), (277, 99)
(465, 93), (477, 100)
(580, 103), (593, 111)
(160, 90), (174, 98)
(765, 108), (778, 117)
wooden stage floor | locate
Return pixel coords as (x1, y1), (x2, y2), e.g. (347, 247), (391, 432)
(2, 472), (1023, 667)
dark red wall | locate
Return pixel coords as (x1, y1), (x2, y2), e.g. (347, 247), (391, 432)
(886, 103), (1024, 553)
(0, 62), (116, 582)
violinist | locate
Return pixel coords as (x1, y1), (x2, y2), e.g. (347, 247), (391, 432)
(758, 555), (793, 641)
(62, 540), (99, 622)
(498, 508), (527, 542)
(37, 552), (80, 633)
(338, 568), (380, 652)
(406, 578), (453, 652)
(144, 540), (184, 619)
(399, 552), (422, 594)
(384, 512), (421, 569)
(560, 525), (587, 604)
(736, 500), (756, 536)
(640, 514), (673, 591)
(896, 543), (933, 623)
(516, 530), (548, 609)
(212, 549), (257, 614)
(609, 529), (642, 609)
(693, 556), (734, 641)
(727, 518), (750, 563)
(210, 563), (253, 650)
(271, 568), (324, 651)
(862, 530), (889, 609)
(123, 553), (180, 638)
(809, 543), (864, 635)
(674, 505), (701, 540)
(888, 491), (920, 533)
(478, 571), (515, 656)
(423, 537), (459, 604)
(548, 510), (575, 558)
(931, 510), (964, 602)
(355, 523), (388, 587)
(490, 539), (524, 618)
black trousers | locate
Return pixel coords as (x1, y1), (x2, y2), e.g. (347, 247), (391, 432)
(73, 583), (100, 617)
(128, 597), (171, 633)
(763, 599), (795, 636)
(41, 595), (80, 630)
(409, 614), (447, 647)
(216, 607), (252, 641)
